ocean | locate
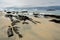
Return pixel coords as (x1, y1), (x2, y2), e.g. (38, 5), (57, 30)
(2, 8), (60, 15)
(26, 10), (60, 15)
(38, 10), (60, 15)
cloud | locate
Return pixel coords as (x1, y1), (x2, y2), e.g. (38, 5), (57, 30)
(0, 0), (60, 8)
(0, 0), (27, 8)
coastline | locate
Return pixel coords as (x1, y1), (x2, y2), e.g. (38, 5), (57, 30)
(0, 12), (60, 40)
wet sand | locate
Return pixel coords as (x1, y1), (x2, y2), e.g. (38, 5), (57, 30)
(0, 14), (60, 40)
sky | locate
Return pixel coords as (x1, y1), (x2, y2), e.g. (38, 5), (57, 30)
(0, 0), (60, 8)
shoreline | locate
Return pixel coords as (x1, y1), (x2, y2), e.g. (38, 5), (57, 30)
(0, 12), (60, 40)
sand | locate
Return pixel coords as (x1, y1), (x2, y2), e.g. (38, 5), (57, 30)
(0, 13), (60, 40)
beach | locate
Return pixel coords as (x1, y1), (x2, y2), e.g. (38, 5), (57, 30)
(0, 12), (60, 40)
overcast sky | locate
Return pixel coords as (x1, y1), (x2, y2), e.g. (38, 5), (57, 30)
(0, 0), (60, 8)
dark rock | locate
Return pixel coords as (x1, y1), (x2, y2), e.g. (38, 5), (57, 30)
(22, 22), (29, 24)
(50, 19), (60, 23)
(11, 20), (20, 26)
(7, 26), (14, 37)
(44, 15), (60, 19)
(13, 26), (23, 38)
(7, 12), (12, 14)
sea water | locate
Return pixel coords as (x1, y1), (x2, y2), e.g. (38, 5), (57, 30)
(2, 8), (60, 15)
(38, 10), (60, 15)
(19, 9), (60, 15)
